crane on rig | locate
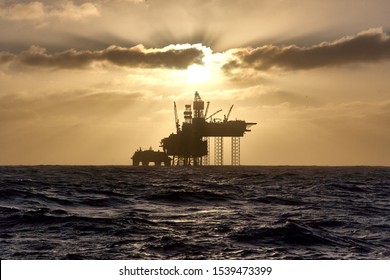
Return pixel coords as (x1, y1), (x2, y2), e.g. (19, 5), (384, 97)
(206, 109), (222, 121)
(224, 105), (234, 122)
(204, 101), (210, 119)
(174, 101), (180, 132)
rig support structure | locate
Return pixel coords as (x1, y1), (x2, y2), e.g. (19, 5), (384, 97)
(202, 137), (210, 166)
(231, 137), (240, 166)
(214, 137), (223, 166)
(134, 91), (256, 166)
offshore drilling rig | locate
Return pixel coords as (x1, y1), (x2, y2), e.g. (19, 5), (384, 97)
(132, 91), (256, 166)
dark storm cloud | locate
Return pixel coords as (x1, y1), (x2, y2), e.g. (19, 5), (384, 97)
(0, 44), (204, 70)
(223, 28), (390, 72)
(99, 45), (204, 69)
(0, 52), (15, 63)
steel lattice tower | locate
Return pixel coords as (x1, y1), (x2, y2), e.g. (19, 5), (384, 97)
(214, 137), (223, 165)
(231, 137), (240, 166)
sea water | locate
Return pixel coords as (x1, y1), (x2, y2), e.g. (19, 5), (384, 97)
(1, 166), (389, 259)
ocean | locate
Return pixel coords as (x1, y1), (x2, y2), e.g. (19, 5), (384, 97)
(1, 166), (389, 259)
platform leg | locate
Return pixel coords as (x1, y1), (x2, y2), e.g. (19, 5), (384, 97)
(214, 137), (223, 166)
(231, 137), (240, 166)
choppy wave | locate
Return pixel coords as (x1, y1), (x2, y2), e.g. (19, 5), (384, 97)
(1, 166), (390, 259)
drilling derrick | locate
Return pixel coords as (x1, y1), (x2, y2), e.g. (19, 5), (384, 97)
(159, 91), (256, 166)
(193, 91), (204, 118)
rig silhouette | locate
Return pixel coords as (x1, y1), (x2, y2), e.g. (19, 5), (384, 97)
(132, 91), (256, 166)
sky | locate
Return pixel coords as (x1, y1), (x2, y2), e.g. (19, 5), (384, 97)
(1, 0), (390, 166)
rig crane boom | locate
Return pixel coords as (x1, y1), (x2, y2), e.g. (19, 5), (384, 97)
(174, 101), (180, 132)
(206, 109), (222, 121)
(204, 101), (210, 118)
(225, 105), (234, 122)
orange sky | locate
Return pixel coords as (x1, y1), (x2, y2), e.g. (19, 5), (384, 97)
(1, 0), (390, 166)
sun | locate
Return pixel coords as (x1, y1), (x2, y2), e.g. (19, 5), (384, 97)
(174, 44), (227, 85)
(186, 64), (211, 84)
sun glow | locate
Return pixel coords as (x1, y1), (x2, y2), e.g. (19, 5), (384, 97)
(186, 64), (211, 84)
(169, 44), (229, 85)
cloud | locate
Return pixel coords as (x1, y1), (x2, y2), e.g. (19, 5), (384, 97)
(0, 52), (15, 64)
(0, 1), (100, 22)
(0, 44), (205, 70)
(223, 28), (390, 72)
(0, 1), (45, 20)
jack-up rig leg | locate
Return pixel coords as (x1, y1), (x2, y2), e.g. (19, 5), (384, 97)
(214, 137), (223, 166)
(231, 137), (240, 166)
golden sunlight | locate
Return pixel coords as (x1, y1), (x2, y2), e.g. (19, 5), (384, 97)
(185, 64), (211, 84)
